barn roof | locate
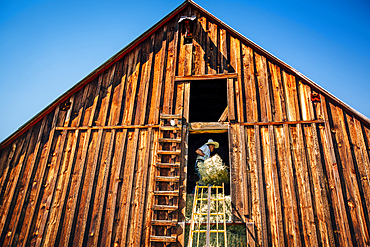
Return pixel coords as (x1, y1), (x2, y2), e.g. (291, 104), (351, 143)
(1, 0), (369, 149)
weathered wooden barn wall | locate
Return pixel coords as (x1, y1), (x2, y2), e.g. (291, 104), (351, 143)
(0, 1), (370, 246)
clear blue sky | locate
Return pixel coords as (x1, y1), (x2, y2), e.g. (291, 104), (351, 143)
(0, 0), (369, 142)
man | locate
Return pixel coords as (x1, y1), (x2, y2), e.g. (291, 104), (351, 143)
(195, 139), (219, 180)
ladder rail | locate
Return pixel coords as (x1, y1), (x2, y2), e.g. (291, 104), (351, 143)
(222, 183), (228, 247)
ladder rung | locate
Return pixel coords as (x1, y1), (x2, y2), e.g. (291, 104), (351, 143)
(197, 198), (225, 201)
(157, 150), (181, 155)
(154, 191), (179, 196)
(153, 205), (178, 211)
(160, 114), (182, 119)
(156, 162), (180, 169)
(158, 138), (181, 143)
(194, 213), (225, 216)
(159, 126), (181, 131)
(155, 176), (180, 182)
(198, 185), (223, 189)
(192, 230), (226, 233)
(151, 220), (177, 226)
(150, 235), (177, 242)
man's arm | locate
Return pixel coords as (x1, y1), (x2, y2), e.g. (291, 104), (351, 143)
(195, 149), (205, 156)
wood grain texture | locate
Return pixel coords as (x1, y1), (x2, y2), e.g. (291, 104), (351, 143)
(329, 102), (369, 245)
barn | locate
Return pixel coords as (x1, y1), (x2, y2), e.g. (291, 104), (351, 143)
(0, 0), (369, 246)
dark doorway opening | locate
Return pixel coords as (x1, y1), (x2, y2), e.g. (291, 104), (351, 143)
(189, 79), (227, 122)
(187, 132), (230, 195)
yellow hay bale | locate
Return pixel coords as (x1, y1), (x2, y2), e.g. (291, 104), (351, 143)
(197, 154), (230, 185)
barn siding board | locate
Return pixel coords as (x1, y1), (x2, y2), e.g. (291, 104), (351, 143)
(275, 124), (301, 246)
(260, 125), (285, 246)
(283, 71), (300, 121)
(303, 123), (335, 246)
(320, 96), (353, 247)
(290, 124), (319, 246)
(1, 2), (370, 246)
(329, 103), (369, 245)
(2, 121), (44, 247)
(229, 35), (244, 122)
(192, 11), (206, 75)
(242, 44), (258, 123)
(229, 124), (243, 221)
(255, 53), (272, 123)
(268, 62), (286, 122)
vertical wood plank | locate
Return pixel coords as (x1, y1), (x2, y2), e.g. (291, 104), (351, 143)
(122, 48), (142, 126)
(4, 118), (47, 246)
(290, 124), (319, 246)
(58, 77), (102, 246)
(206, 20), (217, 75)
(275, 125), (301, 247)
(268, 62), (286, 122)
(88, 75), (103, 127)
(0, 129), (32, 240)
(219, 27), (227, 74)
(70, 84), (91, 127)
(248, 125), (268, 246)
(17, 108), (59, 247)
(192, 11), (206, 75)
(254, 53), (272, 122)
(114, 129), (140, 246)
(239, 125), (249, 216)
(282, 71), (300, 121)
(129, 129), (153, 246)
(162, 19), (179, 115)
(87, 129), (115, 246)
(34, 129), (68, 247)
(42, 130), (80, 247)
(229, 36), (244, 122)
(148, 26), (167, 124)
(352, 119), (370, 227)
(100, 130), (127, 246)
(242, 44), (258, 123)
(74, 129), (105, 246)
(110, 56), (129, 126)
(183, 81), (190, 123)
(0, 140), (22, 209)
(317, 95), (352, 246)
(0, 145), (12, 195)
(142, 130), (159, 246)
(229, 124), (242, 221)
(134, 36), (155, 125)
(227, 78), (235, 121)
(260, 125), (284, 246)
(298, 80), (315, 121)
(303, 123), (335, 246)
(0, 125), (38, 247)
(330, 103), (369, 245)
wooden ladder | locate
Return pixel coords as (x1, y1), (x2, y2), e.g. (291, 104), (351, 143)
(150, 113), (183, 246)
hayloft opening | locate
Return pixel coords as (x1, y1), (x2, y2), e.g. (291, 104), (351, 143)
(186, 132), (230, 195)
(189, 79), (227, 122)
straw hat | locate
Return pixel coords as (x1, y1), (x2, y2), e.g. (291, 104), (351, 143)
(205, 139), (219, 149)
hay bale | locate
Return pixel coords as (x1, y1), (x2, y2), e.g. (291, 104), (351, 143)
(197, 154), (229, 185)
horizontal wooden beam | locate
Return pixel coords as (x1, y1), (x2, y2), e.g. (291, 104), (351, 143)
(54, 120), (323, 132)
(240, 119), (325, 126)
(175, 73), (238, 81)
(189, 122), (229, 134)
(55, 124), (159, 131)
